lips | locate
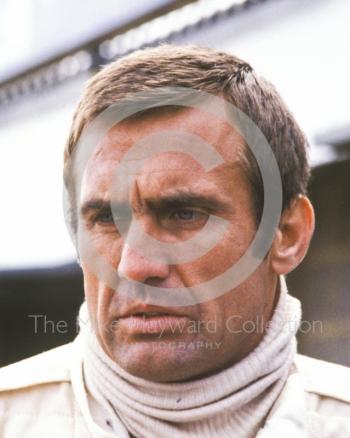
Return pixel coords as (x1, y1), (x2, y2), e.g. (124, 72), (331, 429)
(118, 305), (190, 335)
(120, 304), (187, 319)
(132, 312), (173, 318)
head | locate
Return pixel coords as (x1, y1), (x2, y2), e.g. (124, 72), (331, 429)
(64, 45), (314, 382)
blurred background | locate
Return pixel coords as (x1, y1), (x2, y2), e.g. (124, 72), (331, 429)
(0, 0), (349, 367)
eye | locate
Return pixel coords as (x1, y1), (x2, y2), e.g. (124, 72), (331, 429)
(94, 210), (114, 225)
(171, 209), (198, 221)
(165, 208), (209, 231)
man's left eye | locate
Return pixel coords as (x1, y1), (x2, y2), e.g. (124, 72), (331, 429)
(162, 208), (209, 233)
(166, 209), (209, 230)
(172, 209), (198, 221)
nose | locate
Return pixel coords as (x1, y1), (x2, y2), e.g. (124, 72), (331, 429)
(118, 243), (170, 284)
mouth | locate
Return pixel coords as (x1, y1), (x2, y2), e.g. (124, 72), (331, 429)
(118, 307), (190, 336)
(132, 311), (175, 318)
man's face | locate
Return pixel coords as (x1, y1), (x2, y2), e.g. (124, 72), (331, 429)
(79, 107), (278, 382)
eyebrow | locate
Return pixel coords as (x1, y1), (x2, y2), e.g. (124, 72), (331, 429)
(80, 199), (113, 217)
(144, 191), (230, 213)
(80, 190), (231, 218)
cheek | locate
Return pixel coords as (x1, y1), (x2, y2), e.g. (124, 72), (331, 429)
(82, 229), (123, 268)
(81, 266), (99, 329)
(195, 262), (271, 332)
(177, 219), (255, 287)
(82, 265), (98, 300)
(221, 268), (272, 336)
(196, 303), (226, 341)
(81, 264), (114, 331)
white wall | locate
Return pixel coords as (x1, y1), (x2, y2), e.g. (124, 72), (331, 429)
(175, 0), (350, 156)
(0, 79), (84, 269)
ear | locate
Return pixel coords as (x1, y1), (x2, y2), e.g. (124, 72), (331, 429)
(269, 195), (315, 275)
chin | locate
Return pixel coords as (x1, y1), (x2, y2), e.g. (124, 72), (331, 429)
(109, 338), (210, 382)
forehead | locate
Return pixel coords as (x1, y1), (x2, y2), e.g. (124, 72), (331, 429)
(89, 106), (244, 164)
(81, 106), (247, 200)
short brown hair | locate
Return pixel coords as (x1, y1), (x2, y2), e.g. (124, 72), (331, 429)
(64, 44), (309, 227)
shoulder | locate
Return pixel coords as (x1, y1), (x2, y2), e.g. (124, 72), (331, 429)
(0, 342), (73, 393)
(295, 354), (350, 417)
(0, 342), (75, 419)
(296, 354), (350, 403)
(0, 342), (92, 437)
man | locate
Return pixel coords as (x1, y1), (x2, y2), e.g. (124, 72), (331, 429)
(1, 45), (350, 437)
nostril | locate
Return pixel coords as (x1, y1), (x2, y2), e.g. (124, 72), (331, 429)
(144, 276), (170, 287)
